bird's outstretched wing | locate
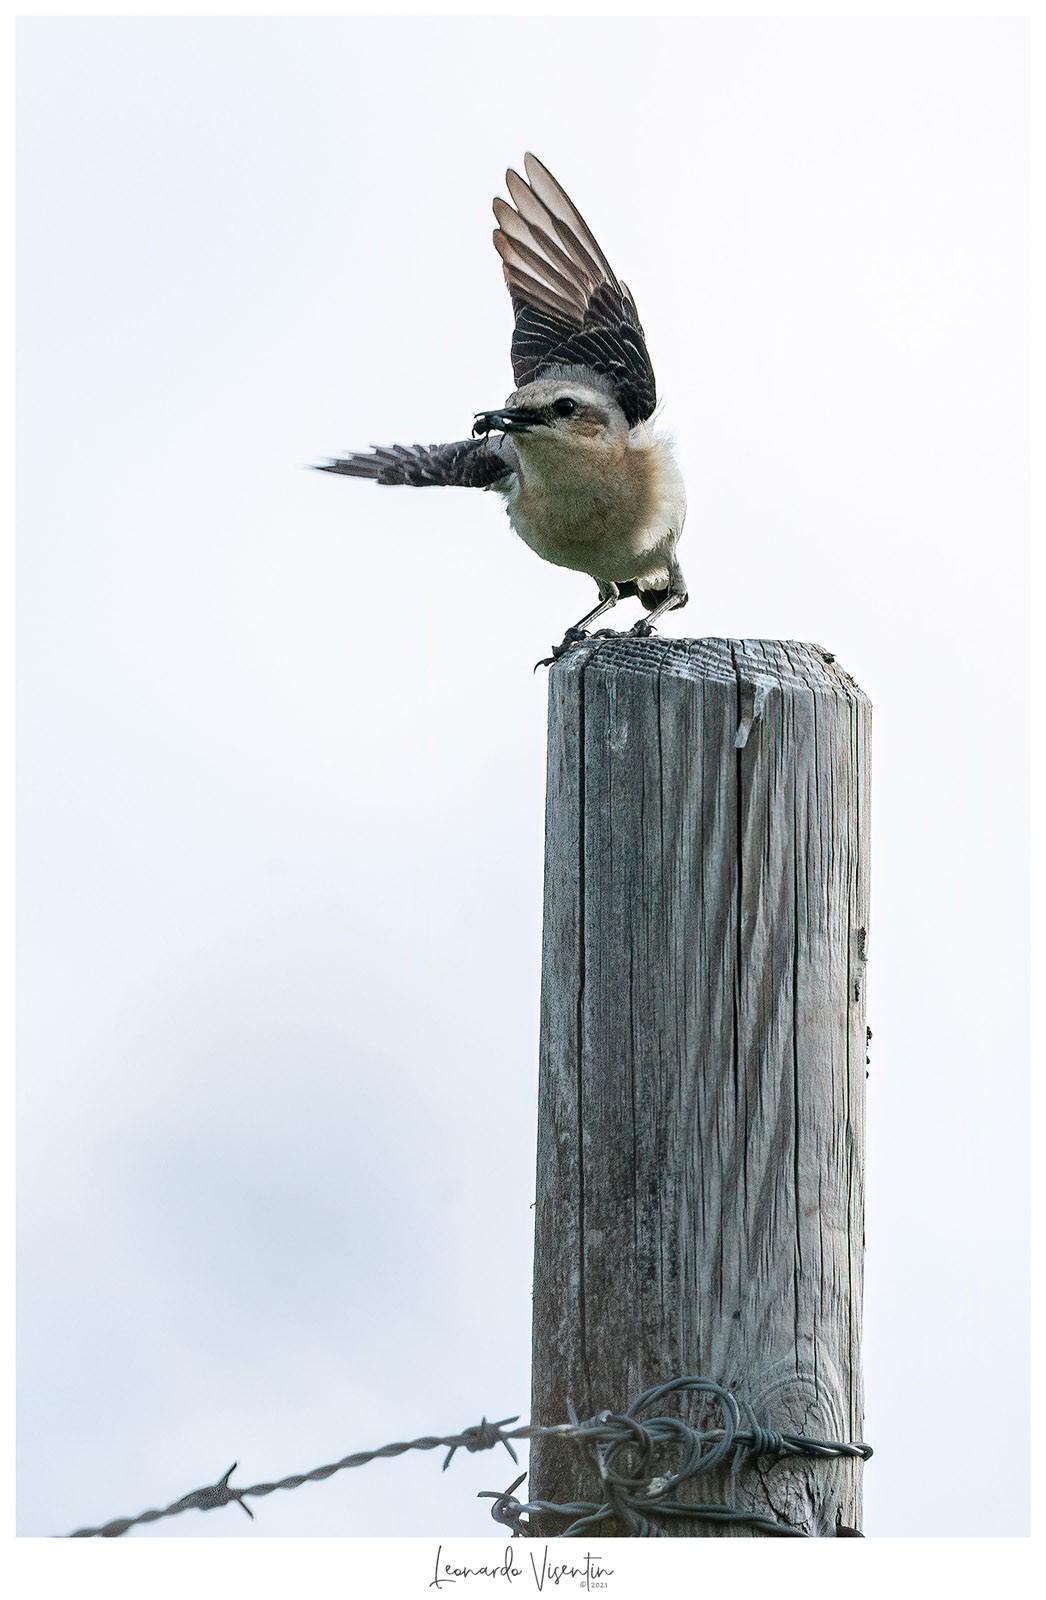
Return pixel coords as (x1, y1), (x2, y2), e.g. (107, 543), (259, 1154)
(493, 153), (656, 428)
(317, 438), (512, 488)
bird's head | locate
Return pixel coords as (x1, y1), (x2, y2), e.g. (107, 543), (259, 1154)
(472, 374), (630, 453)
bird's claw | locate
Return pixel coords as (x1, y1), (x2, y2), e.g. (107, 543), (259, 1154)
(630, 619), (655, 637)
(534, 627), (591, 671)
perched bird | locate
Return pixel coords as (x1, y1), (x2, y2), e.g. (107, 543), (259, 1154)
(318, 155), (687, 660)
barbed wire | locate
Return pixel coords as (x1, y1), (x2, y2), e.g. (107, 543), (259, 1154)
(65, 1417), (523, 1538)
(480, 1376), (871, 1538)
(64, 1374), (871, 1539)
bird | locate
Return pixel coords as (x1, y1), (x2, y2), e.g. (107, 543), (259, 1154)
(317, 154), (687, 663)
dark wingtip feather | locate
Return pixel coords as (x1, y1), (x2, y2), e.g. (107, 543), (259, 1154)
(316, 454), (385, 479)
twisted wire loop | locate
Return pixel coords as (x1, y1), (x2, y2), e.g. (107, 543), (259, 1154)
(479, 1376), (872, 1540)
(62, 1375), (871, 1539)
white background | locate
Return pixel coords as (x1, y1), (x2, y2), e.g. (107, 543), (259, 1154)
(17, 14), (1028, 1545)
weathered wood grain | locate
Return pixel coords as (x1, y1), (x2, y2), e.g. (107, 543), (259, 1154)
(529, 636), (870, 1536)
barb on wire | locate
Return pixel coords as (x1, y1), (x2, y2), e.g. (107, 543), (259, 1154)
(63, 1375), (871, 1539)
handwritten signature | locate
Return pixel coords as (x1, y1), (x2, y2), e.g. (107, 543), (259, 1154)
(430, 1544), (614, 1591)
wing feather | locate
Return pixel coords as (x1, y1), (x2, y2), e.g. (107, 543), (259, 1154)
(523, 153), (616, 282)
(491, 246), (580, 321)
(491, 203), (588, 313)
(503, 174), (596, 286)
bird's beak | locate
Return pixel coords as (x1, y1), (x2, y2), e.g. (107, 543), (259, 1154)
(472, 408), (548, 438)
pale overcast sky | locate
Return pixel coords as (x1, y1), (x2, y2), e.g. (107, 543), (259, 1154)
(17, 13), (1027, 1546)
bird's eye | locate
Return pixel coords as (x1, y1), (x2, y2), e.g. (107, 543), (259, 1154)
(552, 397), (578, 417)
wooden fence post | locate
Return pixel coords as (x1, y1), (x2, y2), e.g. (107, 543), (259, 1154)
(528, 635), (871, 1537)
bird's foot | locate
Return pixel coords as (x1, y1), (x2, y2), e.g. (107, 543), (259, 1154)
(630, 619), (656, 637)
(534, 627), (591, 671)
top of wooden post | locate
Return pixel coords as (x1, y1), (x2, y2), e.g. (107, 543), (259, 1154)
(550, 634), (867, 702)
(548, 635), (868, 749)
